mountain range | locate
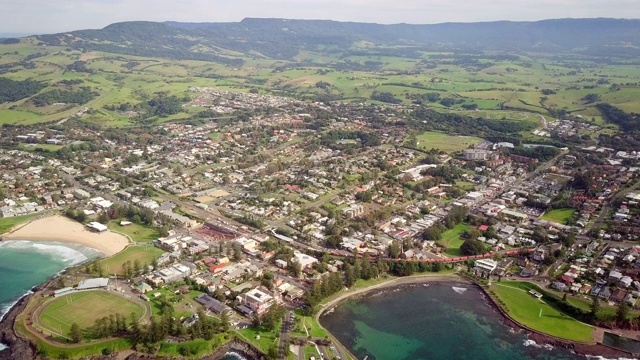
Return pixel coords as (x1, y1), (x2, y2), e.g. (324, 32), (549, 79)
(31, 18), (640, 63)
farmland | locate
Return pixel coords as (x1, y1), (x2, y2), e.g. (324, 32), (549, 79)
(413, 132), (482, 153)
(0, 35), (639, 134)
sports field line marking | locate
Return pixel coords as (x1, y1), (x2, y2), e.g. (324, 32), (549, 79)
(42, 312), (73, 328)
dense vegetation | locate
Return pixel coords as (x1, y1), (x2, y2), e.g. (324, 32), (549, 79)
(32, 87), (96, 106)
(0, 77), (45, 103)
(597, 103), (640, 133)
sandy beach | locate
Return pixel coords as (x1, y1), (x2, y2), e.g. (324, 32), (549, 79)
(1, 216), (130, 257)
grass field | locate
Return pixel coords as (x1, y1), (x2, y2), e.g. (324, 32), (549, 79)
(236, 325), (280, 353)
(491, 282), (593, 342)
(293, 310), (330, 338)
(413, 131), (482, 153)
(108, 220), (161, 243)
(39, 291), (144, 337)
(100, 245), (165, 275)
(541, 208), (576, 225)
(437, 223), (469, 257)
(0, 214), (35, 234)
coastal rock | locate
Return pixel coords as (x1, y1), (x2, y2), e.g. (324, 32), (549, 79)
(0, 294), (37, 360)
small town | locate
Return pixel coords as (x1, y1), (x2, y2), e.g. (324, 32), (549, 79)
(2, 86), (640, 359)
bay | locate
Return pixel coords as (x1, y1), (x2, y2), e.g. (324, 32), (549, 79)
(321, 282), (586, 360)
(0, 240), (101, 324)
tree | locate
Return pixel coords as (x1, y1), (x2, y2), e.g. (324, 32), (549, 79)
(460, 239), (488, 256)
(232, 243), (243, 261)
(617, 300), (629, 323)
(289, 260), (302, 278)
(590, 297), (600, 319)
(422, 226), (443, 241)
(388, 240), (401, 258)
(69, 322), (82, 343)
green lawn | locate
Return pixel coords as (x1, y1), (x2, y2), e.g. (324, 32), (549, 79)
(438, 223), (469, 257)
(304, 345), (321, 359)
(157, 335), (226, 357)
(208, 132), (222, 141)
(149, 289), (204, 319)
(293, 310), (330, 338)
(100, 245), (165, 275)
(412, 131), (482, 153)
(39, 291), (144, 338)
(108, 220), (161, 243)
(236, 324), (280, 353)
(0, 214), (35, 234)
(541, 208), (576, 225)
(491, 282), (594, 342)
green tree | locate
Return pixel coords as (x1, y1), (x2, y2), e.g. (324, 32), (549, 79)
(69, 322), (82, 343)
(590, 296), (600, 319)
(617, 300), (629, 323)
(460, 239), (488, 256)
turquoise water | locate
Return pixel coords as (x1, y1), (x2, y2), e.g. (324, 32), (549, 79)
(0, 240), (101, 324)
(321, 282), (587, 360)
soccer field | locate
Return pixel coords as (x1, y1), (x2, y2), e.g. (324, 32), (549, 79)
(39, 291), (144, 336)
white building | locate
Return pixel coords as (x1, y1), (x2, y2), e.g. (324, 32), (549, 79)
(474, 259), (498, 273)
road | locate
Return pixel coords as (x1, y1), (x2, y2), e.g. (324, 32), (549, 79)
(278, 310), (292, 359)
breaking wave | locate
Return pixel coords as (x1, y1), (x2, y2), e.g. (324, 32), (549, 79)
(523, 339), (554, 351)
(223, 351), (248, 360)
(0, 240), (97, 265)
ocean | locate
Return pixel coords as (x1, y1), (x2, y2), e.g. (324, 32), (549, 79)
(0, 240), (101, 349)
(320, 282), (590, 360)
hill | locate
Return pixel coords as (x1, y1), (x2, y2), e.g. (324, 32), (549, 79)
(34, 18), (640, 61)
(1, 17), (639, 128)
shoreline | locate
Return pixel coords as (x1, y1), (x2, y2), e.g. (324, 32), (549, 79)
(1, 215), (130, 257)
(317, 273), (465, 360)
(316, 273), (635, 360)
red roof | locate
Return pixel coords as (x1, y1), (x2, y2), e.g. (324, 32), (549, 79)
(561, 275), (574, 284)
(478, 225), (489, 231)
(209, 263), (228, 273)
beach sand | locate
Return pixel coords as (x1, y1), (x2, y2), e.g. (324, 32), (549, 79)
(1, 216), (130, 257)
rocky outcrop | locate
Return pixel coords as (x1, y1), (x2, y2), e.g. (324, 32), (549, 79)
(0, 293), (38, 360)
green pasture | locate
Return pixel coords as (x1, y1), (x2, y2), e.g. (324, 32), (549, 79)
(413, 131), (482, 153)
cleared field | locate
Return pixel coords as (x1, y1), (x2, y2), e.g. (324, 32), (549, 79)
(541, 208), (575, 225)
(491, 282), (593, 342)
(100, 245), (165, 275)
(39, 291), (144, 337)
(413, 131), (482, 153)
(437, 223), (469, 257)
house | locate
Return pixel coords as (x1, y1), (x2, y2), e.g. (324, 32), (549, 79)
(597, 287), (612, 300)
(552, 281), (569, 292)
(609, 270), (624, 282)
(610, 289), (627, 303)
(620, 276), (633, 288)
(292, 251), (318, 269)
(195, 294), (231, 314)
